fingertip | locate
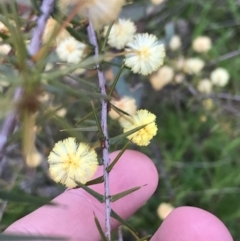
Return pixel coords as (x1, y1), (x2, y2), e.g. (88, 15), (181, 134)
(151, 206), (233, 241)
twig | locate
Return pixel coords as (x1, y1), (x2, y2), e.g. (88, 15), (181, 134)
(0, 1), (56, 162)
(208, 49), (240, 66)
(182, 80), (198, 96)
(28, 0), (56, 56)
(184, 80), (240, 103)
(0, 88), (22, 160)
(118, 226), (123, 241)
(209, 93), (240, 102)
(87, 22), (111, 240)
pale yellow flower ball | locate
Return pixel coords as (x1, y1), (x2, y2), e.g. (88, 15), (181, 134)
(56, 37), (87, 64)
(174, 74), (185, 84)
(0, 44), (11, 55)
(157, 203), (175, 220)
(210, 68), (229, 87)
(38, 92), (51, 103)
(202, 98), (214, 110)
(150, 0), (165, 5)
(183, 58), (205, 75)
(26, 148), (42, 168)
(197, 79), (212, 94)
(58, 0), (125, 30)
(175, 56), (185, 71)
(169, 35), (181, 51)
(121, 109), (158, 146)
(104, 19), (136, 50)
(200, 115), (207, 122)
(0, 80), (9, 92)
(44, 63), (54, 71)
(149, 65), (174, 91)
(109, 96), (137, 120)
(48, 138), (98, 188)
(0, 21), (9, 35)
(42, 18), (70, 45)
(192, 36), (212, 53)
(56, 108), (67, 117)
(125, 33), (165, 76)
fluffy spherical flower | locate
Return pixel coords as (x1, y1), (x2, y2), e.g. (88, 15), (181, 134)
(109, 96), (137, 120)
(202, 98), (214, 110)
(104, 19), (136, 50)
(210, 67), (229, 87)
(183, 58), (205, 75)
(0, 21), (9, 35)
(192, 36), (212, 53)
(0, 80), (9, 92)
(0, 44), (11, 55)
(151, 0), (165, 5)
(48, 138), (98, 188)
(59, 0), (125, 29)
(157, 202), (175, 220)
(121, 109), (157, 146)
(169, 35), (181, 51)
(43, 17), (70, 45)
(197, 79), (212, 94)
(125, 33), (165, 76)
(174, 74), (185, 84)
(56, 37), (86, 64)
(174, 56), (185, 70)
(149, 65), (174, 91)
(26, 147), (42, 168)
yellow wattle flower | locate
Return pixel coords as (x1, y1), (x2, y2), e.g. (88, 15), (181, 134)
(48, 138), (98, 188)
(121, 109), (158, 146)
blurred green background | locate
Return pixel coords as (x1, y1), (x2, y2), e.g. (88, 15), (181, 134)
(1, 0), (240, 240)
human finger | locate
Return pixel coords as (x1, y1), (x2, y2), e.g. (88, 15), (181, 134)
(5, 150), (158, 241)
(151, 206), (233, 241)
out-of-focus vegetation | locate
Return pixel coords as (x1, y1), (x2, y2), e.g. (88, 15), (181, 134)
(1, 0), (240, 240)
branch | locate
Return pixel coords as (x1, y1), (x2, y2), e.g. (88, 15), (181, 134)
(87, 22), (111, 240)
(0, 0), (56, 161)
(0, 88), (22, 160)
(28, 0), (55, 56)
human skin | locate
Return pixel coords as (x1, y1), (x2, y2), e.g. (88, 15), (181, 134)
(5, 150), (233, 241)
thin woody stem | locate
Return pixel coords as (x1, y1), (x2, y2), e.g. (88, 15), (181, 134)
(0, 0), (56, 162)
(87, 22), (111, 240)
(28, 0), (56, 56)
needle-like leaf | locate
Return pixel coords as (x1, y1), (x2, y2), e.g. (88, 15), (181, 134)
(74, 180), (104, 203)
(109, 123), (148, 144)
(110, 103), (131, 117)
(110, 186), (142, 202)
(91, 101), (104, 138)
(75, 106), (101, 126)
(67, 75), (100, 91)
(107, 140), (131, 172)
(60, 126), (99, 132)
(0, 191), (56, 206)
(0, 234), (67, 240)
(85, 175), (104, 186)
(111, 210), (138, 235)
(108, 64), (124, 97)
(93, 213), (108, 241)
